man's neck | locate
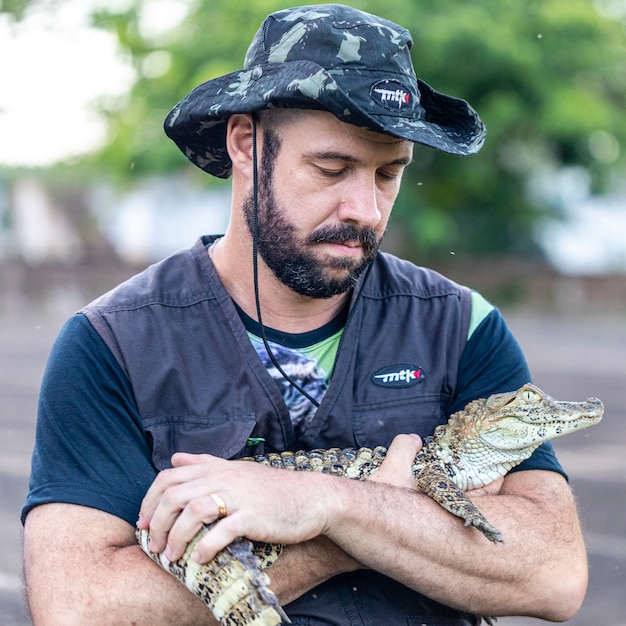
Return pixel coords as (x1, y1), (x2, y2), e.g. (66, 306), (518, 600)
(209, 233), (352, 334)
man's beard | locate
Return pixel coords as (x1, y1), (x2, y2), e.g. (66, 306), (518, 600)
(243, 129), (381, 299)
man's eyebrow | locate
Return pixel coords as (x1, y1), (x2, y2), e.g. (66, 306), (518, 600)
(308, 151), (360, 163)
(390, 155), (413, 167)
(308, 151), (413, 167)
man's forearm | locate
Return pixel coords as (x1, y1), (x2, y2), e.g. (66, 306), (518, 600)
(25, 502), (362, 626)
(138, 437), (588, 623)
(24, 504), (216, 626)
(28, 544), (217, 626)
(324, 470), (587, 621)
(266, 536), (363, 607)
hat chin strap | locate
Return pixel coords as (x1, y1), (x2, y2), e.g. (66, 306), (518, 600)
(249, 114), (377, 413)
(250, 113), (322, 409)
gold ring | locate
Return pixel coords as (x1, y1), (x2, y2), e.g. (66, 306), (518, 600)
(209, 493), (227, 519)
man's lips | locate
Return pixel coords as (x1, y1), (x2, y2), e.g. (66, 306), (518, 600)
(323, 241), (363, 256)
(308, 225), (379, 257)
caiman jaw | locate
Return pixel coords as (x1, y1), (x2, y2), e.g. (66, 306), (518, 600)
(478, 385), (603, 450)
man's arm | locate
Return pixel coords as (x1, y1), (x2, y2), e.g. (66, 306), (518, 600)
(328, 461), (587, 620)
(316, 434), (588, 620)
(23, 314), (363, 625)
(23, 503), (219, 625)
(23, 502), (363, 625)
(141, 436), (587, 622)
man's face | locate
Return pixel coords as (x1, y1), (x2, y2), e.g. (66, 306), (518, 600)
(244, 110), (413, 299)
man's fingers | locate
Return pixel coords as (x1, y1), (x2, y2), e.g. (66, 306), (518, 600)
(139, 455), (216, 529)
(164, 494), (227, 560)
(138, 458), (217, 548)
(191, 516), (243, 564)
(370, 433), (422, 488)
(171, 452), (213, 467)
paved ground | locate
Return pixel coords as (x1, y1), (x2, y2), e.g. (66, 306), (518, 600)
(1, 304), (624, 625)
(498, 313), (626, 626)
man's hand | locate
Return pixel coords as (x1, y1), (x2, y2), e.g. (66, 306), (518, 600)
(369, 433), (423, 489)
(138, 451), (335, 564)
(138, 434), (426, 566)
(369, 433), (504, 496)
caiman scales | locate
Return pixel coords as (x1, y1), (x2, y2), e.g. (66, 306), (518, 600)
(137, 383), (603, 626)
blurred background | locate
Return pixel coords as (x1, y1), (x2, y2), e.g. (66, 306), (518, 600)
(0, 0), (624, 624)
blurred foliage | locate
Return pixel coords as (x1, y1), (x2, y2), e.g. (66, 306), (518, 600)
(0, 0), (30, 19)
(3, 0), (626, 260)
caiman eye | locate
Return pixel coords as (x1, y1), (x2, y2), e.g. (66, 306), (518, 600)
(522, 390), (540, 402)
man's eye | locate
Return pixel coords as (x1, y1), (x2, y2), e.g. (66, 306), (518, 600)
(377, 170), (400, 182)
(319, 168), (344, 178)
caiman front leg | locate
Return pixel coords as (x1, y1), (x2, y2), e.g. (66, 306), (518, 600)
(414, 464), (504, 544)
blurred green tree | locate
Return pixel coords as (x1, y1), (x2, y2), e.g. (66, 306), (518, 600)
(0, 0), (30, 19)
(3, 0), (626, 261)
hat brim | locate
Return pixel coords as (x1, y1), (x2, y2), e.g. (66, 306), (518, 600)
(164, 61), (486, 178)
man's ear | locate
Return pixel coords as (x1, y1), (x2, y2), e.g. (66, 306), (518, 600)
(226, 114), (256, 179)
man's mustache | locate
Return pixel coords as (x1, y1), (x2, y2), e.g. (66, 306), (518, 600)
(308, 225), (379, 254)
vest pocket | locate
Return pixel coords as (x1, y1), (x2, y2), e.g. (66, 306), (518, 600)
(352, 396), (445, 449)
(406, 616), (480, 626)
(143, 412), (257, 470)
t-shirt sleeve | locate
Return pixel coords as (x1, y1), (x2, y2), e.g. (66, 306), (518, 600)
(451, 301), (566, 479)
(21, 313), (157, 526)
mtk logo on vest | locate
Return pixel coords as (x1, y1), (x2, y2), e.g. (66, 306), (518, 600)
(371, 364), (425, 388)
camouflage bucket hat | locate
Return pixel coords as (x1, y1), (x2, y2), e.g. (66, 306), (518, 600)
(164, 4), (487, 178)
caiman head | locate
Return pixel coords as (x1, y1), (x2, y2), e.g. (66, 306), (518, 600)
(476, 383), (604, 452)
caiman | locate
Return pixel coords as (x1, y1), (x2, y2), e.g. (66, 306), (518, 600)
(137, 382), (604, 626)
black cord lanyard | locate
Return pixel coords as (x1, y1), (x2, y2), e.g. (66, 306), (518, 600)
(250, 113), (374, 409)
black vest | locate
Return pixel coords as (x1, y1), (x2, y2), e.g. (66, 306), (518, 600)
(82, 236), (479, 625)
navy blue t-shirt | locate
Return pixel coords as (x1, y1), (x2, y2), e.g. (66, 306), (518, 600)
(22, 306), (565, 527)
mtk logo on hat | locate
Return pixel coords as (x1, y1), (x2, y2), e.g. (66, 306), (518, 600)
(371, 79), (414, 111)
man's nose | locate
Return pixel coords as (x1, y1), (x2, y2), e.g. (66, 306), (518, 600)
(336, 176), (382, 229)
